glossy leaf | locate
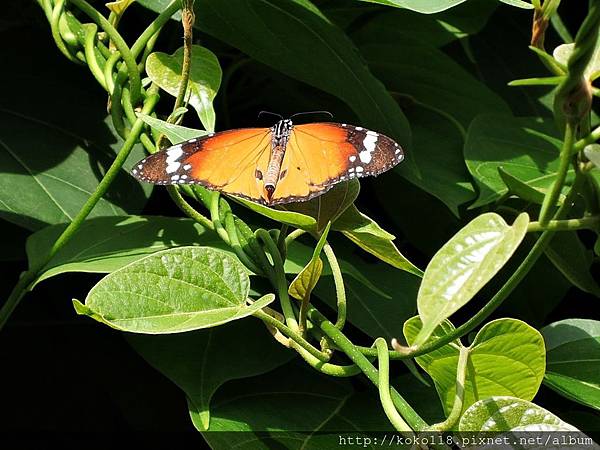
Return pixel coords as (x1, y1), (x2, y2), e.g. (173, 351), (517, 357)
(0, 112), (151, 231)
(459, 397), (578, 432)
(542, 319), (600, 411)
(201, 361), (392, 442)
(498, 0), (533, 8)
(234, 197), (317, 231)
(415, 213), (529, 346)
(498, 167), (546, 204)
(465, 115), (566, 208)
(26, 216), (227, 287)
(405, 317), (546, 418)
(146, 45), (222, 131)
(105, 0), (135, 14)
(74, 247), (274, 333)
(333, 204), (423, 277)
(127, 318), (293, 430)
(138, 0), (416, 175)
(137, 113), (207, 143)
(288, 222), (330, 302)
(545, 232), (600, 297)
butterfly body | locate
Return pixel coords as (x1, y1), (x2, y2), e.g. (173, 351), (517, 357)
(132, 119), (404, 205)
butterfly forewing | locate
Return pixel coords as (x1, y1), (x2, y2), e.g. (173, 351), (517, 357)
(132, 128), (272, 202)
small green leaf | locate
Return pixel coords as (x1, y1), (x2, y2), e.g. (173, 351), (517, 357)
(333, 204), (423, 277)
(405, 317), (546, 418)
(279, 180), (360, 233)
(498, 167), (547, 204)
(465, 115), (567, 208)
(415, 213), (529, 346)
(542, 319), (600, 411)
(127, 318), (293, 431)
(459, 397), (579, 432)
(584, 144), (600, 168)
(146, 45), (222, 131)
(137, 113), (207, 143)
(74, 247), (274, 333)
(26, 216), (227, 287)
(106, 0), (136, 14)
(288, 222), (331, 302)
(498, 0), (533, 9)
(545, 233), (600, 297)
(554, 35), (600, 81)
(233, 197), (317, 231)
(357, 0), (468, 14)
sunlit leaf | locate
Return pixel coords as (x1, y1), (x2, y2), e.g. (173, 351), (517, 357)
(137, 113), (207, 144)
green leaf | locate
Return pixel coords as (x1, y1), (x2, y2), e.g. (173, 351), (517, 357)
(146, 45), (222, 132)
(356, 0), (468, 14)
(127, 318), (293, 430)
(105, 0), (136, 14)
(545, 232), (600, 297)
(498, 167), (547, 204)
(584, 144), (600, 168)
(414, 213), (529, 346)
(137, 113), (207, 143)
(465, 115), (566, 208)
(201, 361), (393, 441)
(333, 204), (423, 277)
(0, 111), (151, 231)
(288, 222), (330, 302)
(74, 247), (274, 333)
(542, 319), (600, 411)
(138, 0), (416, 176)
(351, 0), (496, 48)
(498, 0), (533, 9)
(26, 216), (227, 287)
(459, 396), (579, 432)
(405, 317), (546, 418)
(554, 35), (600, 81)
(361, 42), (510, 130)
(233, 198), (317, 231)
(279, 180), (360, 234)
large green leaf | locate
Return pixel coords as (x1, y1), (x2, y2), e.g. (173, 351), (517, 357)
(0, 112), (151, 231)
(459, 397), (579, 432)
(201, 361), (393, 446)
(542, 319), (600, 411)
(146, 45), (222, 132)
(0, 26), (151, 231)
(333, 204), (423, 276)
(127, 318), (294, 431)
(405, 317), (546, 418)
(357, 0), (467, 13)
(137, 0), (415, 175)
(351, 0), (496, 48)
(415, 213), (529, 346)
(74, 247), (274, 333)
(26, 216), (227, 286)
(361, 42), (510, 130)
(464, 115), (567, 208)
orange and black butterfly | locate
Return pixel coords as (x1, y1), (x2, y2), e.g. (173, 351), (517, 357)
(132, 114), (404, 205)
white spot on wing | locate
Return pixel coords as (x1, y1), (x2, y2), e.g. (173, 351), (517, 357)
(360, 131), (378, 164)
(181, 174), (188, 180)
(183, 164), (192, 171)
(356, 166), (364, 173)
(165, 145), (183, 174)
(349, 155), (356, 162)
(355, 126), (363, 131)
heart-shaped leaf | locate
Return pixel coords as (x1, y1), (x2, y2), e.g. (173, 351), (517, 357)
(127, 318), (293, 431)
(405, 317), (546, 418)
(73, 247), (274, 333)
(146, 45), (222, 131)
(333, 204), (423, 277)
(459, 396), (579, 432)
(414, 213), (529, 346)
(27, 216), (227, 287)
(541, 319), (600, 411)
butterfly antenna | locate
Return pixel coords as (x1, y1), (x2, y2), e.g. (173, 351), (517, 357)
(257, 110), (284, 120)
(289, 110), (334, 120)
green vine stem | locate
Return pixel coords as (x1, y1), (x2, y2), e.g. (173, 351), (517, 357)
(375, 338), (413, 433)
(427, 346), (469, 432)
(528, 215), (599, 232)
(308, 307), (428, 431)
(323, 243), (347, 330)
(0, 88), (161, 331)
